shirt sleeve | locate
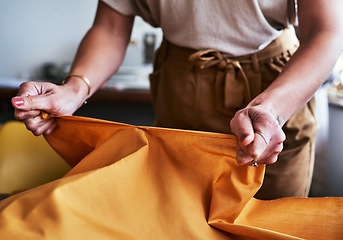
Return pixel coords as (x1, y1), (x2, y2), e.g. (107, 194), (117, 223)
(101, 0), (137, 16)
(101, 0), (159, 27)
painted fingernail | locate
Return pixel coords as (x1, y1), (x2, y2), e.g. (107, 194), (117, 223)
(12, 97), (24, 107)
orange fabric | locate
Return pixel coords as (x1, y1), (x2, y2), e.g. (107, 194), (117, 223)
(0, 116), (342, 239)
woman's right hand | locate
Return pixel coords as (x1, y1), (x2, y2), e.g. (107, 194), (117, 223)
(230, 104), (286, 167)
(11, 80), (88, 136)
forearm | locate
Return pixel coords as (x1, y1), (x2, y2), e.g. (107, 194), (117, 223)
(66, 28), (127, 96)
(248, 0), (343, 126)
(64, 2), (134, 103)
(231, 30), (343, 165)
(249, 30), (343, 126)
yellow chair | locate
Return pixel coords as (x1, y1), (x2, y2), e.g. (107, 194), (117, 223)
(0, 121), (71, 194)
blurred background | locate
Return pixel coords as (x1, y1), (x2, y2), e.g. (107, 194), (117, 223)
(0, 0), (162, 125)
(0, 0), (343, 197)
(0, 0), (162, 81)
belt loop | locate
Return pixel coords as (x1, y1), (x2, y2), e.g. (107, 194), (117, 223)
(251, 53), (260, 73)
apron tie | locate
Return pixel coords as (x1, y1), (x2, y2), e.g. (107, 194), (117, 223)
(189, 49), (252, 114)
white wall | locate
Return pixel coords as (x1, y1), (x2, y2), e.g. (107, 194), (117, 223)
(0, 0), (97, 79)
(0, 0), (162, 80)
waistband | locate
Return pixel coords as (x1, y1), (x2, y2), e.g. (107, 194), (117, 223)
(156, 28), (300, 105)
(162, 28), (300, 65)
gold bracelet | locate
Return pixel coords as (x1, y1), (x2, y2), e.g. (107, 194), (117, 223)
(62, 74), (91, 96)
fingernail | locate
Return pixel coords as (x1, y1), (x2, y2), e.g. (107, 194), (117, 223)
(13, 97), (24, 107)
(240, 133), (249, 142)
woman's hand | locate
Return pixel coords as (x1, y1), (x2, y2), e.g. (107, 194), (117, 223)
(12, 80), (87, 136)
(11, 2), (135, 136)
(230, 105), (286, 167)
(229, 0), (343, 167)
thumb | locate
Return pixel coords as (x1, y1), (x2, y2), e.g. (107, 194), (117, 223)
(12, 94), (50, 112)
(239, 131), (255, 147)
(230, 114), (255, 147)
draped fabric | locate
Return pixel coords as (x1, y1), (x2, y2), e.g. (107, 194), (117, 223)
(0, 116), (342, 239)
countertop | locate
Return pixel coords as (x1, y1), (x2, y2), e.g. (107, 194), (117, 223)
(0, 77), (152, 112)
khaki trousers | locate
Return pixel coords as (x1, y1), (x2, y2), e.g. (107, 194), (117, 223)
(149, 29), (317, 200)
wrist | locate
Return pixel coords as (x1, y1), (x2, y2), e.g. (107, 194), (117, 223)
(247, 94), (288, 127)
(62, 74), (91, 105)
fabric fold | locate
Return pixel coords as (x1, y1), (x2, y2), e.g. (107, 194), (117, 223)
(0, 116), (342, 240)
